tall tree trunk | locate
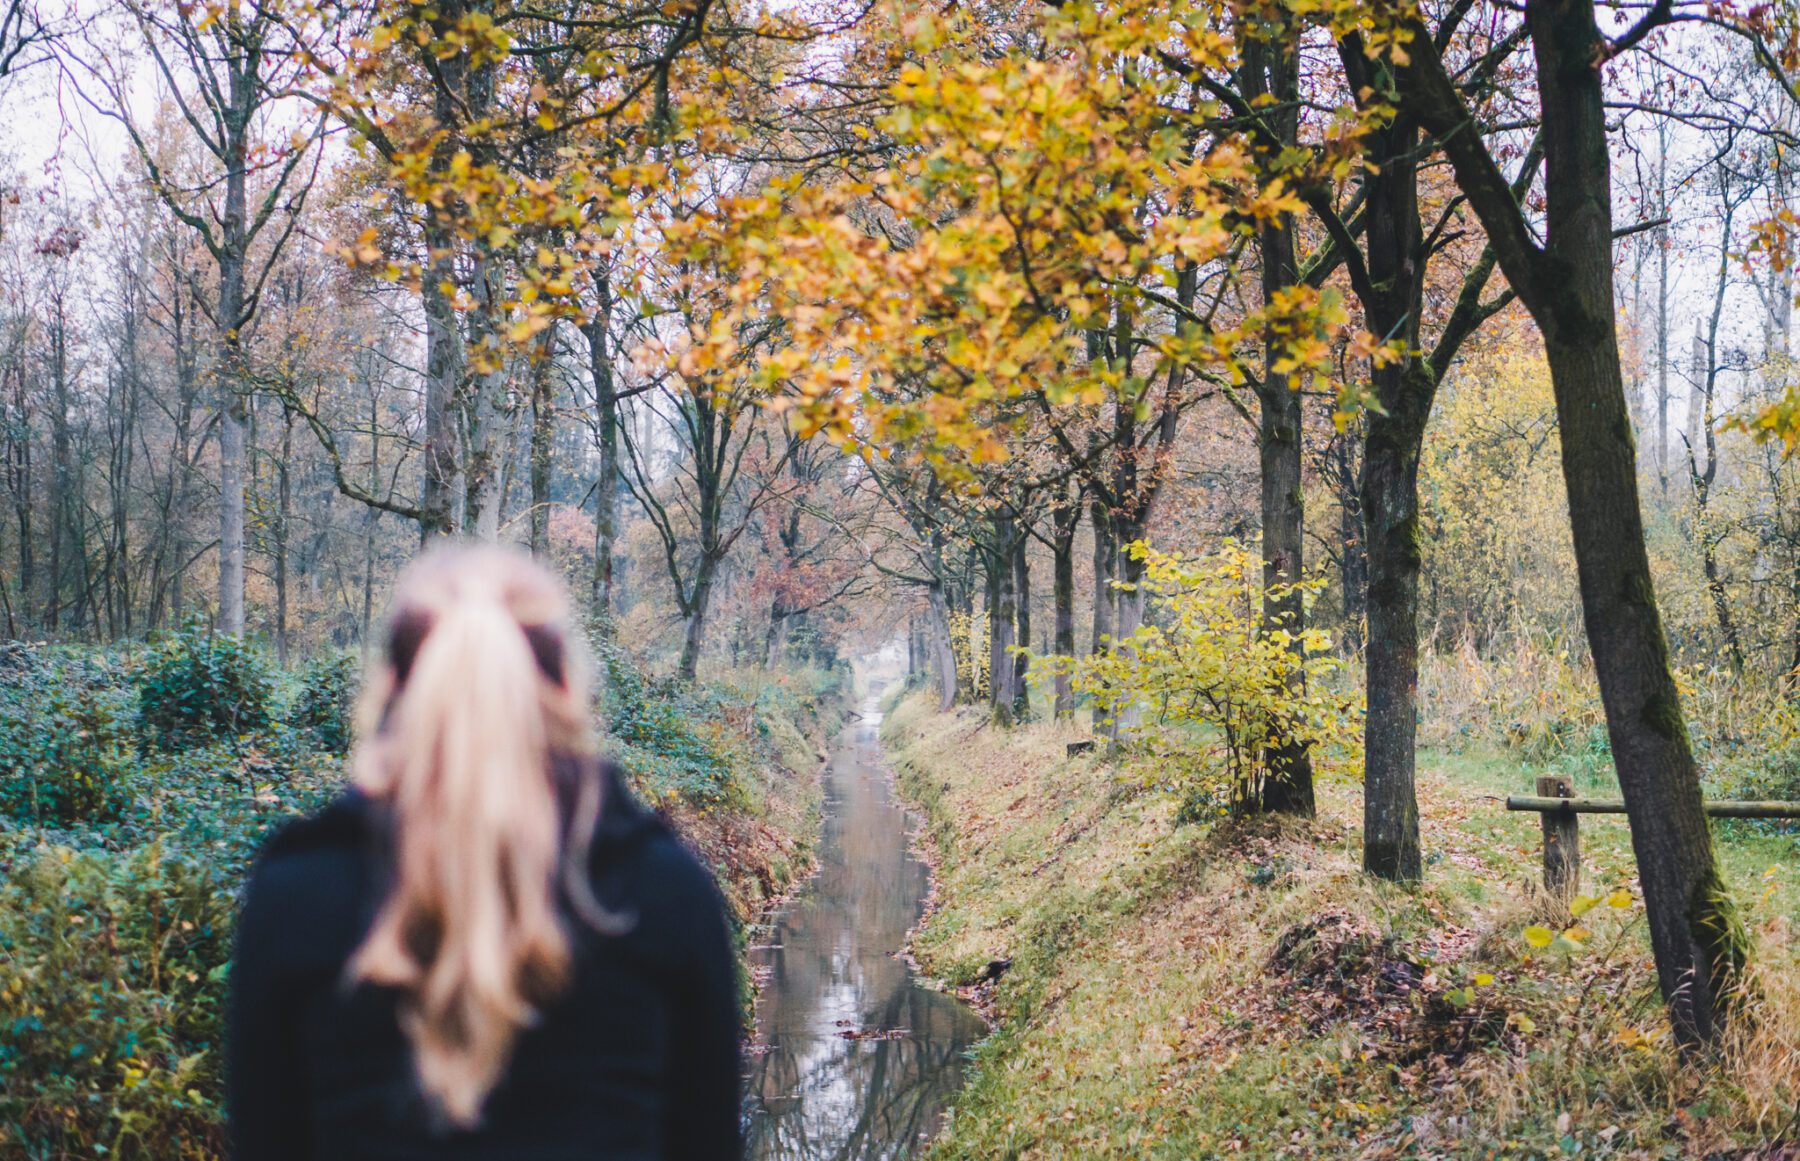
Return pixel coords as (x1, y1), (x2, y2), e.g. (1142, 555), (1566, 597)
(1689, 225), (1745, 675)
(674, 390), (728, 682)
(1360, 373), (1433, 879)
(1105, 509), (1149, 742)
(677, 553), (719, 682)
(463, 261), (507, 542)
(764, 599), (787, 668)
(927, 584), (958, 711)
(275, 408), (292, 666)
(1537, 280), (1742, 1040)
(1105, 297), (1154, 657)
(1355, 79), (1429, 868)
(46, 299), (70, 632)
(216, 61), (251, 637)
(1052, 489), (1079, 719)
(1655, 117), (1671, 499)
(1253, 259), (1315, 813)
(419, 229), (461, 542)
(218, 380), (247, 633)
(1401, 0), (1742, 1044)
(1113, 513), (1147, 641)
(1244, 30), (1315, 815)
(585, 270), (618, 618)
(1337, 434), (1367, 651)
(1696, 515), (1742, 673)
(418, 22), (486, 544)
(1689, 404), (1743, 674)
(170, 333), (197, 624)
(110, 299), (143, 637)
(988, 515), (1018, 721)
(1012, 530), (1031, 720)
(528, 322), (558, 557)
(363, 385), (380, 652)
(1090, 495), (1115, 654)
(5, 359), (31, 625)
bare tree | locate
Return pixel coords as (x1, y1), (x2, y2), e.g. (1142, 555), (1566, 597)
(71, 0), (325, 633)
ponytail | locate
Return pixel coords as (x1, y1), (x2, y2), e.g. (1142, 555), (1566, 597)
(347, 545), (601, 1127)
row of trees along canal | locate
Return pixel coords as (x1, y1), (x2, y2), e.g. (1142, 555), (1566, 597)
(5, 0), (1800, 1054)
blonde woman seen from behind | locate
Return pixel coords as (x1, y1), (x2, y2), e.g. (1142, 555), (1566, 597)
(227, 546), (742, 1160)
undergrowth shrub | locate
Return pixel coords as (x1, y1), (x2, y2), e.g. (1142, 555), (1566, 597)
(1715, 743), (1800, 800)
(587, 629), (844, 812)
(0, 645), (137, 825)
(1539, 722), (1616, 793)
(137, 620), (274, 753)
(0, 842), (232, 1159)
(1443, 885), (1800, 1155)
(591, 629), (745, 809)
(1422, 631), (1800, 813)
(1418, 632), (1603, 762)
(1041, 540), (1361, 818)
(1711, 745), (1800, 842)
(289, 653), (360, 753)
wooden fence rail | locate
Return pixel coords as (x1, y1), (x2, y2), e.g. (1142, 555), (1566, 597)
(1503, 774), (1800, 900)
(1504, 796), (1800, 819)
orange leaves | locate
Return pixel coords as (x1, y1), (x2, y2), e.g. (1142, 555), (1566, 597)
(349, 228), (383, 267)
(1263, 285), (1350, 377)
(1727, 387), (1800, 456)
(1749, 206), (1800, 275)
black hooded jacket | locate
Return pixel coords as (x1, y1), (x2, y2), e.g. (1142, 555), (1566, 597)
(226, 761), (741, 1161)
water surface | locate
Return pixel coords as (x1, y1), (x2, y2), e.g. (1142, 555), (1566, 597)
(743, 696), (986, 1159)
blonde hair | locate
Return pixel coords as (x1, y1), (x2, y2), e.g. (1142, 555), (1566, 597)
(347, 544), (611, 1127)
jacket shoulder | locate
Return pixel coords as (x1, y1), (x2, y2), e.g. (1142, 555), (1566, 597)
(256, 791), (378, 865)
(590, 760), (664, 845)
(590, 761), (724, 908)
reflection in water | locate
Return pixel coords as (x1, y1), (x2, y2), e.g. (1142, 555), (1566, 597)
(744, 696), (986, 1160)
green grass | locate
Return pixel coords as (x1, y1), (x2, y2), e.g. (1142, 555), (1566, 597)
(885, 694), (1800, 1160)
(1422, 746), (1799, 920)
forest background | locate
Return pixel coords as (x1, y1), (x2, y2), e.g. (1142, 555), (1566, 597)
(3, 0), (1800, 1155)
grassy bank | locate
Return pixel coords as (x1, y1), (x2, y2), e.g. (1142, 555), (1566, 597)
(0, 629), (843, 1159)
(883, 691), (1800, 1160)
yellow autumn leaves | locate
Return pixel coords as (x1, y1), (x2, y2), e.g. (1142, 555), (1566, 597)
(1522, 888), (1635, 952)
(320, 0), (1416, 463)
(1037, 540), (1362, 807)
(666, 0), (1400, 468)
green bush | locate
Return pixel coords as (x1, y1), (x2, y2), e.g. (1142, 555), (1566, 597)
(1041, 541), (1360, 816)
(0, 645), (138, 825)
(591, 628), (746, 808)
(124, 733), (340, 877)
(137, 621), (274, 753)
(1541, 722), (1617, 794)
(0, 842), (232, 1159)
(290, 653), (360, 753)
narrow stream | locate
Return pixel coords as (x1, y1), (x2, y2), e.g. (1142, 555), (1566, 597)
(743, 691), (987, 1160)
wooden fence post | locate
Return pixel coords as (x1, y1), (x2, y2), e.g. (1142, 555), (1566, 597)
(1537, 774), (1580, 902)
